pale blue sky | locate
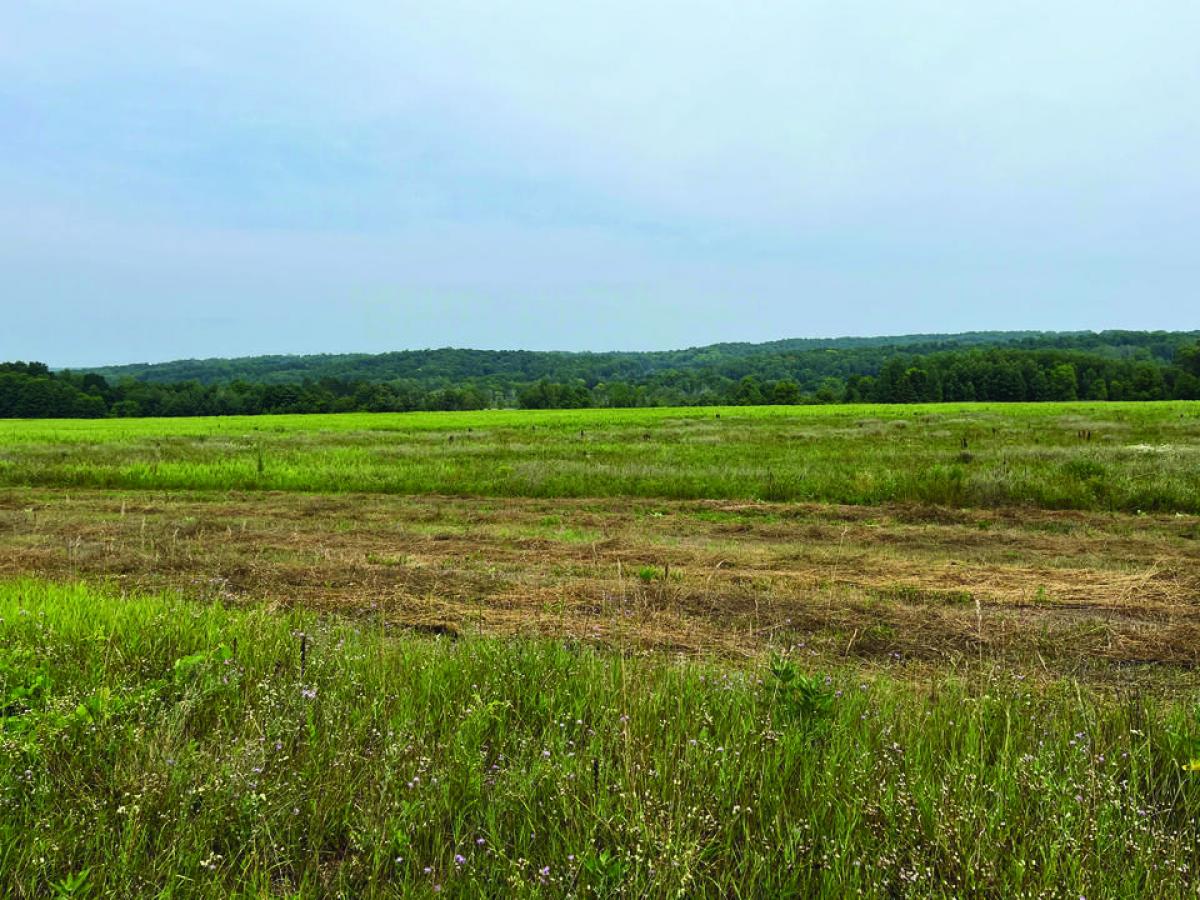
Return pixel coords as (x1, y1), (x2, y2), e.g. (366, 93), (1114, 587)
(2, 1), (1197, 365)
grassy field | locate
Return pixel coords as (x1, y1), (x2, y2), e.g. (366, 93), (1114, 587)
(2, 402), (1199, 511)
(4, 580), (1200, 897)
(3, 489), (1199, 679)
(3, 402), (1200, 896)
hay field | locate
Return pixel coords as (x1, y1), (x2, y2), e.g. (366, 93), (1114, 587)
(3, 402), (1200, 896)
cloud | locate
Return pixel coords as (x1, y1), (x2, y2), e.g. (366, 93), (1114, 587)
(1, 1), (1197, 363)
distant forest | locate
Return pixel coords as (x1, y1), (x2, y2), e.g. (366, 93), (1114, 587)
(3, 331), (1200, 418)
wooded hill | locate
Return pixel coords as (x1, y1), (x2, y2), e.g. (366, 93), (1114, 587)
(80, 330), (1194, 386)
(2, 330), (1198, 417)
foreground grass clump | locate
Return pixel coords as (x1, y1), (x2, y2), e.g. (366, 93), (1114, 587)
(3, 581), (1200, 897)
(2, 402), (1199, 511)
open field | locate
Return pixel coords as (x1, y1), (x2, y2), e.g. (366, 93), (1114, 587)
(4, 581), (1200, 897)
(2, 489), (1199, 680)
(3, 402), (1200, 511)
(3, 402), (1200, 895)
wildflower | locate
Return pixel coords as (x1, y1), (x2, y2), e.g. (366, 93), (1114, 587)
(455, 854), (466, 866)
(476, 837), (486, 846)
(300, 687), (317, 700)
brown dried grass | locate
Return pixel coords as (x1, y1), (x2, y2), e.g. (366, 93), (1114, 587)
(2, 487), (1198, 680)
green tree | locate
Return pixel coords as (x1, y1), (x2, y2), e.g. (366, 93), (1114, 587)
(812, 377), (844, 404)
(1047, 364), (1078, 400)
(733, 376), (763, 405)
(1176, 342), (1200, 377)
(771, 380), (803, 405)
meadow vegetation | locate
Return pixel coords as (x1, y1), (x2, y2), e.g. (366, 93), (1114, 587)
(2, 489), (1198, 678)
(2, 401), (1200, 896)
(2, 402), (1199, 512)
(5, 581), (1200, 897)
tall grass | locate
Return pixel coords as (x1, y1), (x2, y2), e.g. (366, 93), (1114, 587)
(3, 580), (1200, 897)
(2, 402), (1199, 512)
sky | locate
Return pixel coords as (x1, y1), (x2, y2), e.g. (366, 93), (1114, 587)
(1, 2), (1197, 366)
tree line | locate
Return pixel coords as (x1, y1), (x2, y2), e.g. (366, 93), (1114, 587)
(3, 340), (1199, 418)
(80, 329), (1197, 387)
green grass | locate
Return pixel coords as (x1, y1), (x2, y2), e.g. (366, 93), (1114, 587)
(5, 404), (1200, 895)
(2, 402), (1200, 511)
(4, 580), (1200, 897)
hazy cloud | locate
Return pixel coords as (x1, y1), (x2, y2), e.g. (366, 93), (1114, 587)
(2, 1), (1197, 364)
